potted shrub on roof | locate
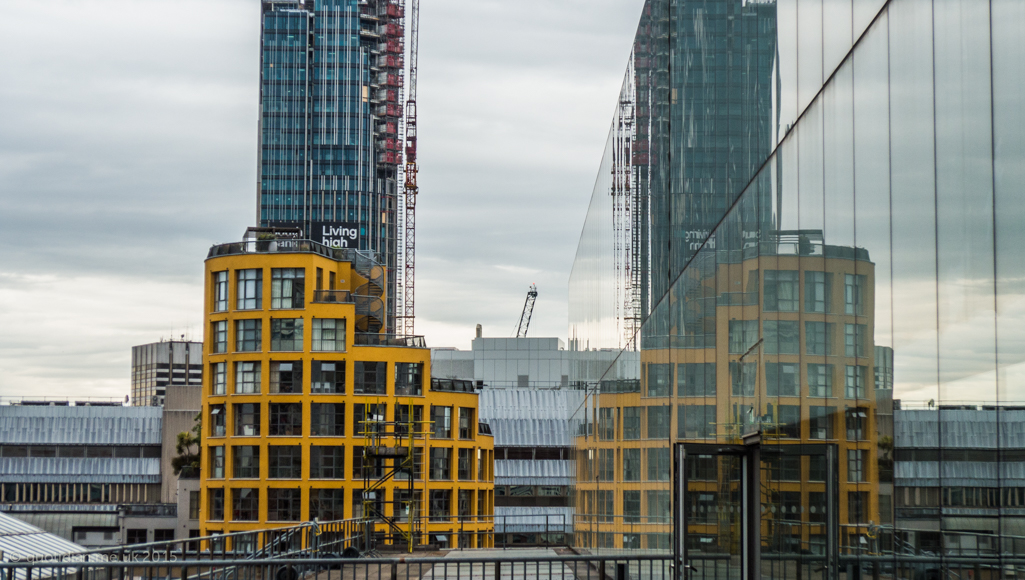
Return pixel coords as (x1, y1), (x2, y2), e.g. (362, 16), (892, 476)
(256, 232), (274, 251)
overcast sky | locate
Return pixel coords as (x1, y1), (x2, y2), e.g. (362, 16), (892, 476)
(0, 0), (644, 399)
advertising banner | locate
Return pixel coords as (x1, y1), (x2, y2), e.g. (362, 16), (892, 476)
(311, 221), (361, 248)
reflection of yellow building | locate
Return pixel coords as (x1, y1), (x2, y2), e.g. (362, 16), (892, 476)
(577, 240), (878, 554)
(200, 240), (494, 550)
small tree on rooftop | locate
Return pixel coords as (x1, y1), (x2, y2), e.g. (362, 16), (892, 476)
(172, 413), (201, 477)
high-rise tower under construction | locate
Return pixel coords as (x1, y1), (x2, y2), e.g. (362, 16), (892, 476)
(257, 0), (404, 330)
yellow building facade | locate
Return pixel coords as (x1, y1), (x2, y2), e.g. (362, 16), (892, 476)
(576, 247), (878, 554)
(200, 240), (494, 550)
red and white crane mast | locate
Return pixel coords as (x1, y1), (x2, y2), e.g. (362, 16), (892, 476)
(401, 0), (419, 337)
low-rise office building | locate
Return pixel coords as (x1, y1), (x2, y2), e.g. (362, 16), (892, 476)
(0, 403), (198, 547)
(201, 237), (494, 550)
(894, 405), (1025, 555)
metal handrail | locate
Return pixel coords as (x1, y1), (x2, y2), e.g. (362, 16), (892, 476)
(18, 518), (372, 564)
(207, 240), (380, 278)
(354, 333), (425, 347)
(312, 289), (353, 303)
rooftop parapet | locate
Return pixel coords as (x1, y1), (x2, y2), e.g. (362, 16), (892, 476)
(207, 239), (380, 271)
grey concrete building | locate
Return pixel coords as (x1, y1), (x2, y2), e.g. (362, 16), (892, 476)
(131, 340), (202, 407)
(894, 406), (1025, 555)
(0, 396), (201, 547)
(431, 334), (637, 389)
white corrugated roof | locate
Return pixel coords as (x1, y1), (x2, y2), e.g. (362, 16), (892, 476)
(0, 406), (162, 445)
(3, 512), (119, 547)
(487, 418), (580, 447)
(0, 511), (97, 579)
(494, 507), (575, 532)
(0, 457), (160, 484)
(478, 389), (586, 421)
(496, 460), (575, 485)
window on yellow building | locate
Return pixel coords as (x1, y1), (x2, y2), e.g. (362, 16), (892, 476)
(267, 488), (301, 521)
(268, 445), (301, 478)
(232, 488), (259, 521)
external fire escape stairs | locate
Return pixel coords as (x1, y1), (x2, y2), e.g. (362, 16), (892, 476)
(359, 400), (432, 553)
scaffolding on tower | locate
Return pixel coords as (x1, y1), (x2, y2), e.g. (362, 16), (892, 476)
(398, 0), (419, 337)
(611, 58), (639, 350)
(361, 0), (406, 333)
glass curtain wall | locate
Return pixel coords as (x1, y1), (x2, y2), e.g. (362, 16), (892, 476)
(259, 0), (400, 330)
(571, 0), (1025, 571)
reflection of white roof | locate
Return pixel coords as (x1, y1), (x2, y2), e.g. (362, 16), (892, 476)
(494, 507), (575, 532)
(479, 389), (586, 447)
(0, 511), (96, 579)
(478, 389), (585, 421)
(495, 459), (575, 485)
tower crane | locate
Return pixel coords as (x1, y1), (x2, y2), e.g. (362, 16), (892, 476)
(516, 284), (538, 338)
(400, 0), (419, 337)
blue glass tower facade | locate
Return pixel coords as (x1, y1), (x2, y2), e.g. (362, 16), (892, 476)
(258, 0), (403, 329)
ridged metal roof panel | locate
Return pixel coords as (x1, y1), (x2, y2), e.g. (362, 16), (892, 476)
(0, 511), (96, 578)
(493, 506), (575, 533)
(478, 389), (586, 421)
(0, 407), (162, 445)
(894, 409), (1025, 449)
(487, 418), (580, 447)
(895, 460), (1025, 487)
(496, 460), (574, 479)
(0, 458), (161, 483)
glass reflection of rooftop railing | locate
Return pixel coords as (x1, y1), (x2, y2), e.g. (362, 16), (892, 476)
(718, 291), (759, 306)
(714, 230), (870, 264)
(599, 379), (640, 393)
(893, 400), (1025, 410)
(640, 334), (716, 350)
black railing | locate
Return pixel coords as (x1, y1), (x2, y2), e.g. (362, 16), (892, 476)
(431, 378), (476, 393)
(121, 504), (176, 517)
(312, 289), (352, 303)
(354, 333), (426, 347)
(598, 378), (640, 393)
(0, 555), (674, 580)
(6, 553), (1025, 580)
(5, 518), (372, 577)
(207, 240), (380, 278)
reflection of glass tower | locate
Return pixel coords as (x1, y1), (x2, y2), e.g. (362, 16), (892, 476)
(257, 0), (403, 329)
(644, 0), (778, 345)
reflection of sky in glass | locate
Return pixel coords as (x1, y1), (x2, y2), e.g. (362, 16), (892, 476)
(569, 0), (1025, 403)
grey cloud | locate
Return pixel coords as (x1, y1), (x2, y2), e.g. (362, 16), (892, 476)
(0, 0), (645, 396)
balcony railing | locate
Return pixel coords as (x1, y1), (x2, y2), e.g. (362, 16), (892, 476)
(353, 333), (426, 348)
(718, 291), (759, 306)
(430, 378), (476, 393)
(122, 504), (177, 517)
(312, 290), (353, 303)
(598, 378), (640, 393)
(207, 240), (381, 278)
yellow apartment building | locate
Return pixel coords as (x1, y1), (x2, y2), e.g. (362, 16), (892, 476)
(200, 237), (494, 550)
(576, 242), (878, 554)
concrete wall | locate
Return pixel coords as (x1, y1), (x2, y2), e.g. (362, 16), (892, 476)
(160, 385), (201, 504)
